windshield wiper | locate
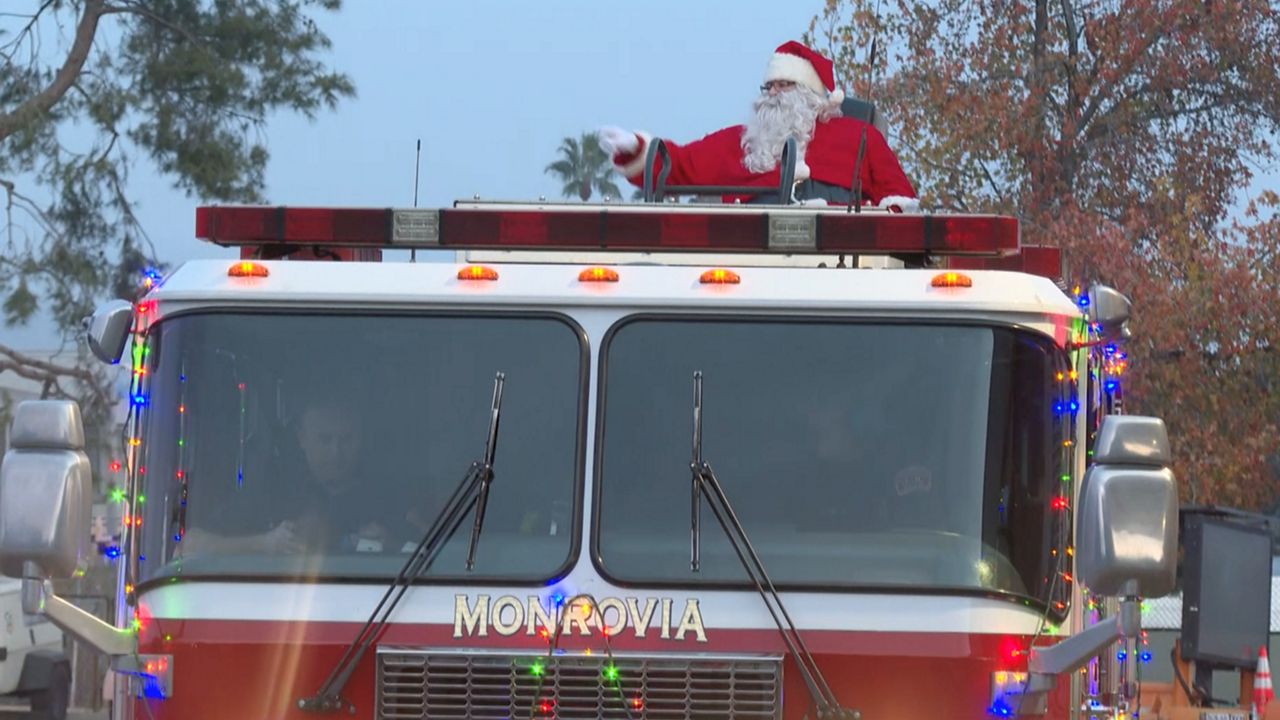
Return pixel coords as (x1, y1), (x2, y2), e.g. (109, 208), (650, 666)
(688, 371), (857, 719)
(298, 372), (506, 714)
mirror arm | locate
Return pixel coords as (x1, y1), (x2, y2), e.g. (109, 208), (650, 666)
(23, 563), (136, 657)
(1026, 598), (1139, 682)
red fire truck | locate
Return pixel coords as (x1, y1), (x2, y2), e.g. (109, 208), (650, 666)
(0, 198), (1178, 719)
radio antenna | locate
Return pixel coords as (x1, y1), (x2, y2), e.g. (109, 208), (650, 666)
(865, 0), (883, 97)
(411, 139), (421, 262)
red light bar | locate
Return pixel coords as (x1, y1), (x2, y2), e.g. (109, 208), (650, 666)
(196, 206), (1020, 257)
(947, 245), (1062, 280)
(817, 214), (1017, 255)
(197, 207), (389, 245)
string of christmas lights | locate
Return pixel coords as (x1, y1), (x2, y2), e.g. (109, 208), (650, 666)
(525, 592), (640, 720)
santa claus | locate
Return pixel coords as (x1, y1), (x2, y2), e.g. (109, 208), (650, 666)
(599, 41), (918, 211)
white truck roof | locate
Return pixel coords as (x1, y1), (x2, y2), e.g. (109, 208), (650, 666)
(153, 260), (1080, 330)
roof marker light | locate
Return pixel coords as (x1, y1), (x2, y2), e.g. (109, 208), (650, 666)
(699, 268), (740, 285)
(578, 267), (619, 283)
(931, 271), (972, 288)
(457, 265), (499, 281)
(228, 261), (269, 278)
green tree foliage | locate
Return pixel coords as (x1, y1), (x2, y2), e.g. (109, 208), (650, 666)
(0, 0), (354, 412)
(545, 132), (622, 201)
(809, 0), (1280, 509)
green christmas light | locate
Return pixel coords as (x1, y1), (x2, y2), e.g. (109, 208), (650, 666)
(529, 661), (544, 677)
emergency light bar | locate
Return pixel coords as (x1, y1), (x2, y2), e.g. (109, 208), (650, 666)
(195, 204), (1020, 257)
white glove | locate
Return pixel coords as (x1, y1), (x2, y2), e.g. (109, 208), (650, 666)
(598, 126), (640, 156)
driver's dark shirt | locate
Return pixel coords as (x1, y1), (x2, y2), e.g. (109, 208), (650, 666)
(271, 470), (413, 552)
(187, 455), (416, 552)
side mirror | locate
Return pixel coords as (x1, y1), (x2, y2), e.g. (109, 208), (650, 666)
(1087, 284), (1131, 340)
(1077, 415), (1178, 598)
(85, 299), (134, 365)
(0, 401), (92, 579)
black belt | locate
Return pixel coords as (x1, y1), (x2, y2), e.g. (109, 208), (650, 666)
(746, 179), (854, 205)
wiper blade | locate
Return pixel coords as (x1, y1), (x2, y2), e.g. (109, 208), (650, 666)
(688, 371), (856, 719)
(298, 372), (505, 714)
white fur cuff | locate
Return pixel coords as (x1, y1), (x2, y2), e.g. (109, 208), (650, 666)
(878, 195), (920, 213)
(615, 131), (654, 178)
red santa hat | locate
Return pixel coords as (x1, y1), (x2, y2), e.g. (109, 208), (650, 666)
(763, 41), (845, 107)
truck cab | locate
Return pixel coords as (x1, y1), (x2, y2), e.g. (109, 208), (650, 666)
(0, 200), (1179, 719)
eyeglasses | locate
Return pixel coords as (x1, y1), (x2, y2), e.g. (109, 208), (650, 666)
(759, 80), (797, 94)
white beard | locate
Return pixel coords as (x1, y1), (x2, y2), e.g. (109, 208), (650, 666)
(740, 86), (834, 173)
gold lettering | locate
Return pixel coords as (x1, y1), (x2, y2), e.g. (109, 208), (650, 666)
(626, 598), (657, 639)
(597, 598), (627, 637)
(660, 598), (672, 639)
(675, 599), (707, 642)
(491, 595), (524, 636)
(526, 596), (555, 637)
(562, 598), (591, 636)
(453, 594), (489, 638)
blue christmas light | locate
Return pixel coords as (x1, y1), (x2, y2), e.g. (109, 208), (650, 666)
(1104, 380), (1119, 392)
(1117, 651), (1127, 661)
(1141, 652), (1152, 663)
(988, 700), (1014, 717)
(1077, 295), (1090, 308)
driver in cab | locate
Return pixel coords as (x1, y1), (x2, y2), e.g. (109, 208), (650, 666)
(182, 396), (397, 555)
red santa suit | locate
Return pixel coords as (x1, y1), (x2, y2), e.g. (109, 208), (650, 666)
(611, 118), (916, 208)
(600, 41), (919, 211)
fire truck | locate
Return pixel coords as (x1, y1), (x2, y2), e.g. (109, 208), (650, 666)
(0, 192), (1180, 719)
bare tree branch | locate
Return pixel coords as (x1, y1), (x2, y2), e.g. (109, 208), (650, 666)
(0, 343), (98, 387)
(0, 0), (106, 143)
(0, 0), (57, 62)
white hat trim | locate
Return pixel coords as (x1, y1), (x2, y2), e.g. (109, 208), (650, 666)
(764, 53), (828, 96)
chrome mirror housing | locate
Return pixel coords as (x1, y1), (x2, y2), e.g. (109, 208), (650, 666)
(85, 299), (134, 365)
(1086, 285), (1132, 341)
(1077, 416), (1178, 598)
(0, 401), (91, 579)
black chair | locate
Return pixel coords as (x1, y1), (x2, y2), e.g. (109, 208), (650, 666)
(840, 96), (886, 135)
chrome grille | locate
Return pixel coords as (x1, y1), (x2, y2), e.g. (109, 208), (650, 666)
(377, 648), (782, 719)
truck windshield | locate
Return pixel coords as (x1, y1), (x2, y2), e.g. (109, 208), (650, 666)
(135, 311), (583, 583)
(595, 318), (1072, 611)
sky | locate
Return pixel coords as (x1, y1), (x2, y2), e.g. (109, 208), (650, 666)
(4, 0), (827, 349)
(4, 0), (1277, 349)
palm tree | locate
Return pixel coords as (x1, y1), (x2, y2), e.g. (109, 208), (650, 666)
(545, 132), (623, 201)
